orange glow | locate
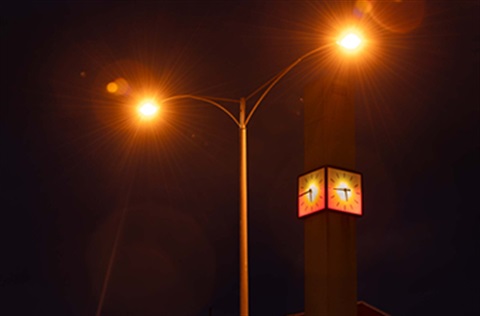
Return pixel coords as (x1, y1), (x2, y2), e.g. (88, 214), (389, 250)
(298, 168), (326, 218)
(106, 82), (118, 93)
(338, 33), (362, 50)
(327, 167), (362, 216)
(106, 77), (130, 95)
(337, 30), (364, 53)
(354, 0), (373, 15)
(368, 0), (425, 34)
(137, 99), (160, 120)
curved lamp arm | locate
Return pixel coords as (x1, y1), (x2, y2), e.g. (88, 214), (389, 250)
(245, 46), (326, 125)
(162, 94), (241, 127)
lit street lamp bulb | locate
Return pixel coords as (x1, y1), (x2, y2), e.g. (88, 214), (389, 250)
(138, 100), (159, 119)
(337, 32), (362, 51)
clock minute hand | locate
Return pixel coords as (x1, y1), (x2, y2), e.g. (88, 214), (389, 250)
(334, 187), (351, 201)
(334, 188), (351, 191)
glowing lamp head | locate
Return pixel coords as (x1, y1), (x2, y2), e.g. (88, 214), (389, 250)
(137, 99), (159, 119)
(337, 31), (363, 53)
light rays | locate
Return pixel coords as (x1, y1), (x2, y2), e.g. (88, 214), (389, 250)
(292, 1), (436, 159)
(51, 0), (435, 194)
(337, 32), (363, 51)
(137, 99), (160, 119)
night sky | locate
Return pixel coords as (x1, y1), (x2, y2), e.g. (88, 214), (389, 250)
(2, 1), (479, 315)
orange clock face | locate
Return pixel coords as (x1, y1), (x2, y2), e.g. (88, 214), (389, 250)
(327, 167), (362, 216)
(298, 168), (325, 218)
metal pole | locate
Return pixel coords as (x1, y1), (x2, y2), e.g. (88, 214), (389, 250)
(96, 207), (128, 316)
(239, 97), (249, 316)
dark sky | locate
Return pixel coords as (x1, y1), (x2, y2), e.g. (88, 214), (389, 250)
(2, 1), (479, 315)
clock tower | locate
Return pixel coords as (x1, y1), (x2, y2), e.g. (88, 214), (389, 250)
(303, 72), (358, 315)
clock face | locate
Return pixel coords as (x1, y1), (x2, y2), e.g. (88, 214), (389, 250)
(298, 168), (325, 218)
(327, 167), (362, 216)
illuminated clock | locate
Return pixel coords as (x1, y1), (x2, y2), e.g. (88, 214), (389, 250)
(298, 166), (363, 218)
(326, 166), (363, 216)
(298, 167), (325, 218)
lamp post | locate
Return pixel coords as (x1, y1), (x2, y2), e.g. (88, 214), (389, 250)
(97, 31), (364, 316)
(155, 48), (325, 316)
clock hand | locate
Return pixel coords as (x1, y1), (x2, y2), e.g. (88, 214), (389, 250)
(333, 188), (351, 201)
(299, 188), (312, 197)
(333, 188), (348, 193)
(344, 188), (351, 200)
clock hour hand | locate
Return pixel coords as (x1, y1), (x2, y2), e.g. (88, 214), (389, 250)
(299, 188), (313, 200)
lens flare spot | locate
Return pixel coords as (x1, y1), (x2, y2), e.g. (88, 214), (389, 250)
(369, 0), (425, 33)
(106, 82), (118, 93)
(354, 0), (373, 17)
(106, 78), (130, 95)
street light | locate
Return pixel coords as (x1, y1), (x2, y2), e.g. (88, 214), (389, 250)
(338, 33), (362, 50)
(137, 99), (160, 119)
(337, 29), (364, 53)
(153, 46), (330, 316)
(97, 28), (364, 316)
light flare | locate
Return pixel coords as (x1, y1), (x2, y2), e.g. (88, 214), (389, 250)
(337, 31), (364, 52)
(138, 99), (160, 119)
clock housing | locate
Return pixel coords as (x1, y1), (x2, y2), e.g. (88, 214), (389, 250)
(297, 167), (326, 218)
(298, 166), (363, 218)
(326, 166), (363, 216)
